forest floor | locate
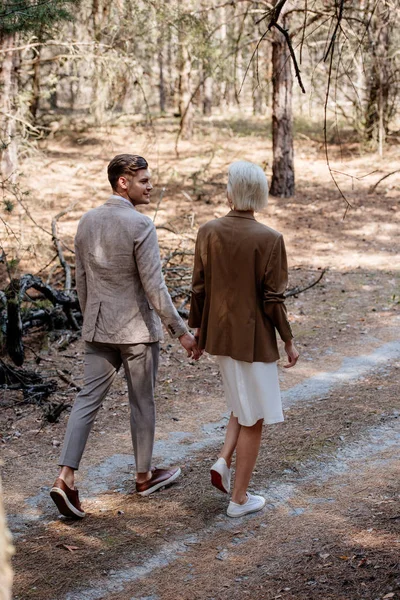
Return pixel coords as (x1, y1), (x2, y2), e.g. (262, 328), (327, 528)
(1, 116), (400, 600)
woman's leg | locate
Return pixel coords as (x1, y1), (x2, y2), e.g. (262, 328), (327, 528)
(231, 418), (264, 504)
(219, 413), (241, 467)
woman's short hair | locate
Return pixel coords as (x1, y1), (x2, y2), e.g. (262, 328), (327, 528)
(107, 154), (148, 190)
(227, 160), (268, 212)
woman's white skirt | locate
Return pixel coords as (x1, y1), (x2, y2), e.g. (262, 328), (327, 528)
(216, 356), (284, 427)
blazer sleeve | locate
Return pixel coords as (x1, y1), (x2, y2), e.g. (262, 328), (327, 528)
(134, 217), (188, 338)
(74, 238), (87, 314)
(263, 234), (293, 343)
(188, 231), (205, 328)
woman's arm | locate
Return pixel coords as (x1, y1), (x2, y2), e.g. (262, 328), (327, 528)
(263, 234), (293, 343)
(188, 232), (206, 329)
(264, 235), (299, 367)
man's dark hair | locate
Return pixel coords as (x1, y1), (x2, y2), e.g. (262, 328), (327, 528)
(107, 154), (148, 190)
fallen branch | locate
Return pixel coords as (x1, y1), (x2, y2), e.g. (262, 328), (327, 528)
(5, 279), (24, 367)
(20, 274), (79, 308)
(51, 203), (78, 292)
(43, 400), (71, 423)
(56, 369), (82, 391)
(286, 269), (327, 298)
(368, 169), (400, 194)
(0, 359), (58, 411)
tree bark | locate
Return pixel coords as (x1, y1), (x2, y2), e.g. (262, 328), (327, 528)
(0, 475), (14, 600)
(158, 33), (166, 113)
(202, 75), (212, 116)
(270, 10), (295, 198)
(364, 5), (391, 152)
(252, 54), (263, 115)
(177, 2), (193, 139)
(5, 278), (24, 367)
(29, 54), (41, 119)
(0, 34), (18, 183)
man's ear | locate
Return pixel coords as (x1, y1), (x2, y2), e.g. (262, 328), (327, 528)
(118, 176), (128, 190)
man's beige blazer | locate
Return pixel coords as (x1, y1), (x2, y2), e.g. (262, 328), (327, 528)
(188, 210), (293, 363)
(75, 195), (187, 344)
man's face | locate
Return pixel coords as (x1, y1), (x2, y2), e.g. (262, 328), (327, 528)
(119, 169), (153, 206)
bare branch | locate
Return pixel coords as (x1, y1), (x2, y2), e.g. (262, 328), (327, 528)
(368, 170), (400, 194)
(51, 202), (79, 293)
(286, 269), (327, 298)
(274, 23), (306, 94)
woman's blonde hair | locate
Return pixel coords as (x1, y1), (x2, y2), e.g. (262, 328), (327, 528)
(227, 160), (268, 211)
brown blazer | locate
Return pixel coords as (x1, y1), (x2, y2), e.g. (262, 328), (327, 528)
(75, 195), (187, 344)
(188, 210), (293, 363)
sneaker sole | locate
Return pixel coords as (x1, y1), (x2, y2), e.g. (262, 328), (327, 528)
(227, 499), (266, 518)
(50, 488), (85, 519)
(137, 468), (181, 497)
(210, 469), (229, 494)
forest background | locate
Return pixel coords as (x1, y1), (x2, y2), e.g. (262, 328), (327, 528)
(0, 1), (399, 599)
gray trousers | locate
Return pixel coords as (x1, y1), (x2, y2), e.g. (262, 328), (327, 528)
(59, 341), (159, 473)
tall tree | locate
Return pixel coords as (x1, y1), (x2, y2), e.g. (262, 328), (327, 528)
(177, 0), (194, 140)
(270, 6), (294, 197)
(0, 0), (76, 181)
(364, 0), (395, 154)
(0, 33), (18, 183)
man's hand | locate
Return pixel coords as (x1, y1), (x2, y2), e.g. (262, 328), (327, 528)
(179, 332), (202, 360)
(284, 340), (299, 368)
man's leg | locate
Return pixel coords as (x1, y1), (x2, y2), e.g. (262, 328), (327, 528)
(121, 342), (181, 497)
(58, 342), (122, 483)
(121, 342), (159, 480)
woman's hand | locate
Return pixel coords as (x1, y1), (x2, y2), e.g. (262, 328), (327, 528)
(179, 332), (203, 360)
(283, 340), (299, 368)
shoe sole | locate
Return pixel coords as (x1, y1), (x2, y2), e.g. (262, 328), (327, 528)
(137, 468), (181, 497)
(50, 488), (85, 519)
(210, 468), (228, 494)
(227, 499), (266, 518)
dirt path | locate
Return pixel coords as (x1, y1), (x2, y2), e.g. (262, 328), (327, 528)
(3, 326), (399, 600)
(1, 127), (399, 599)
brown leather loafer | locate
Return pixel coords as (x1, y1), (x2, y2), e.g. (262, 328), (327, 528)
(136, 467), (181, 497)
(50, 478), (85, 519)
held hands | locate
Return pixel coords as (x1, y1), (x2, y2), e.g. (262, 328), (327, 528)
(179, 331), (203, 360)
(284, 340), (299, 368)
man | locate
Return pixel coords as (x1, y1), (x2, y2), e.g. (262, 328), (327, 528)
(50, 154), (200, 519)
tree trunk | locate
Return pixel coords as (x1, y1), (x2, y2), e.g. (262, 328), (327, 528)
(158, 33), (166, 113)
(91, 0), (109, 124)
(364, 6), (391, 151)
(0, 475), (14, 600)
(177, 2), (193, 139)
(202, 74), (212, 116)
(5, 278), (24, 366)
(270, 11), (295, 198)
(29, 55), (41, 119)
(0, 34), (18, 183)
(252, 55), (263, 115)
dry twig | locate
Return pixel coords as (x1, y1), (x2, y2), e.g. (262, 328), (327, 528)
(286, 269), (327, 298)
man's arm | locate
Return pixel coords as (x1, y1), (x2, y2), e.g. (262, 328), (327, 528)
(134, 217), (187, 337)
(74, 241), (87, 314)
(134, 218), (201, 358)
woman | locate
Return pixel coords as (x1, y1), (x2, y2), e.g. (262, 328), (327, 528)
(189, 160), (299, 518)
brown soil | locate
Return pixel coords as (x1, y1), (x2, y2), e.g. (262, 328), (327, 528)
(1, 117), (399, 600)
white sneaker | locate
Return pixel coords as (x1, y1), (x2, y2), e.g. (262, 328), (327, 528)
(227, 493), (266, 518)
(210, 457), (231, 494)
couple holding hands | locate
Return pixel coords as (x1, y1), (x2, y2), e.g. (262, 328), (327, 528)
(50, 154), (299, 520)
